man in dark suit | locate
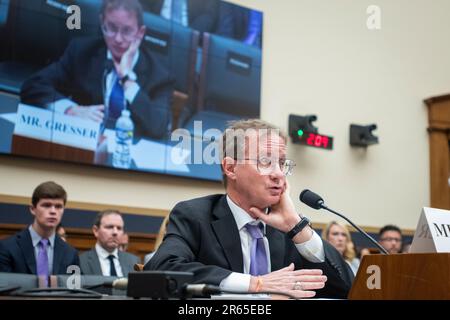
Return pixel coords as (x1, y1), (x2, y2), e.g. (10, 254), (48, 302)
(0, 181), (79, 285)
(79, 210), (140, 277)
(20, 0), (174, 139)
(147, 119), (354, 299)
(143, 0), (218, 33)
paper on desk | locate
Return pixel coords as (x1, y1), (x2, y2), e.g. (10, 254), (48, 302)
(131, 139), (167, 171)
(165, 143), (191, 173)
(104, 129), (190, 172)
(0, 113), (16, 123)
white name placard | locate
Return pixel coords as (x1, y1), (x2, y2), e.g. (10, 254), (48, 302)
(13, 104), (100, 151)
(410, 207), (450, 253)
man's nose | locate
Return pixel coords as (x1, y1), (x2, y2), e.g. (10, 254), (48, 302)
(269, 162), (284, 180)
(114, 31), (124, 42)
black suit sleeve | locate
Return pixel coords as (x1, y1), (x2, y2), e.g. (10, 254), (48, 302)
(145, 203), (232, 285)
(70, 250), (80, 268)
(0, 240), (13, 272)
(129, 78), (173, 139)
(20, 40), (77, 107)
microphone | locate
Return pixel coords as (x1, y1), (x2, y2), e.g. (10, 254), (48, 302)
(299, 189), (324, 209)
(103, 59), (114, 100)
(95, 277), (129, 290)
(106, 279), (222, 297)
(183, 284), (221, 296)
(102, 59), (114, 131)
(106, 279), (222, 296)
(299, 189), (388, 254)
(183, 284), (298, 299)
(104, 59), (114, 77)
(110, 278), (299, 299)
(111, 278), (128, 290)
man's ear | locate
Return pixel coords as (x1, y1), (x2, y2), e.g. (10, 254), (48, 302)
(222, 157), (237, 181)
(29, 205), (36, 217)
(137, 25), (146, 40)
(92, 225), (99, 238)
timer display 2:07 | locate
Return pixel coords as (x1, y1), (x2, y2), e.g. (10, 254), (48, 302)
(298, 133), (333, 150)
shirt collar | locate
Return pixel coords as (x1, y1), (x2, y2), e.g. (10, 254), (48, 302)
(28, 225), (55, 248)
(95, 242), (118, 259)
(226, 195), (266, 234)
(106, 50), (140, 72)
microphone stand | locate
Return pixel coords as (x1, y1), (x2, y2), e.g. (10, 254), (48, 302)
(102, 60), (114, 132)
(320, 204), (388, 254)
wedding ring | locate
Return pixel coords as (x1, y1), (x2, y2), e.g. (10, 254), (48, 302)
(293, 281), (303, 290)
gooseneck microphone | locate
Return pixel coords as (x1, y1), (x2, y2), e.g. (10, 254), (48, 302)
(102, 59), (114, 131)
(109, 279), (223, 295)
(183, 284), (222, 296)
(106, 279), (298, 299)
(102, 59), (114, 104)
(299, 189), (388, 255)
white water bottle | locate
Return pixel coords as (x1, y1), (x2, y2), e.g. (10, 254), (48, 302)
(112, 110), (134, 169)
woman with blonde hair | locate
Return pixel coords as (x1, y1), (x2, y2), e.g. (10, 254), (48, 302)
(322, 221), (360, 275)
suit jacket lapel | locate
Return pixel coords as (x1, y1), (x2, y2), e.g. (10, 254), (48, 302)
(211, 196), (244, 273)
(88, 250), (103, 275)
(118, 251), (129, 276)
(53, 236), (64, 274)
(87, 45), (107, 104)
(134, 49), (152, 88)
(266, 225), (286, 272)
(17, 229), (37, 274)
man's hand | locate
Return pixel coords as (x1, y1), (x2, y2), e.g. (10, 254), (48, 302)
(249, 181), (314, 244)
(249, 263), (327, 299)
(248, 181), (300, 233)
(65, 105), (105, 122)
(115, 37), (142, 79)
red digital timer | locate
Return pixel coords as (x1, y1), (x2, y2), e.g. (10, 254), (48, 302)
(296, 132), (333, 150)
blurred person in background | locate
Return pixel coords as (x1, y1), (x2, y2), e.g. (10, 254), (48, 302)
(143, 215), (169, 265)
(379, 225), (403, 254)
(79, 210), (140, 277)
(322, 221), (360, 275)
(118, 232), (129, 252)
(0, 182), (79, 286)
(56, 224), (67, 242)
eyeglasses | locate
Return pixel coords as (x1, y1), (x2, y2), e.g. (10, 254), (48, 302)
(239, 157), (296, 176)
(380, 237), (402, 243)
(101, 23), (138, 41)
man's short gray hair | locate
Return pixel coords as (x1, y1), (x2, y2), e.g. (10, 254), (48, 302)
(220, 119), (287, 186)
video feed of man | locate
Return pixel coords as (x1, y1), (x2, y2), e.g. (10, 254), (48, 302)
(0, 0), (262, 181)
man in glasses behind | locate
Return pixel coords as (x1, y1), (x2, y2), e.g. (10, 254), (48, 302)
(378, 225), (403, 254)
(146, 119), (353, 299)
(20, 0), (174, 139)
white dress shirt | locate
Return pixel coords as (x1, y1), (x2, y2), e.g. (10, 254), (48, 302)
(95, 243), (124, 277)
(48, 50), (140, 115)
(219, 195), (325, 292)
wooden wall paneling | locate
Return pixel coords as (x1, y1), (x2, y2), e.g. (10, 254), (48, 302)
(425, 95), (450, 210)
